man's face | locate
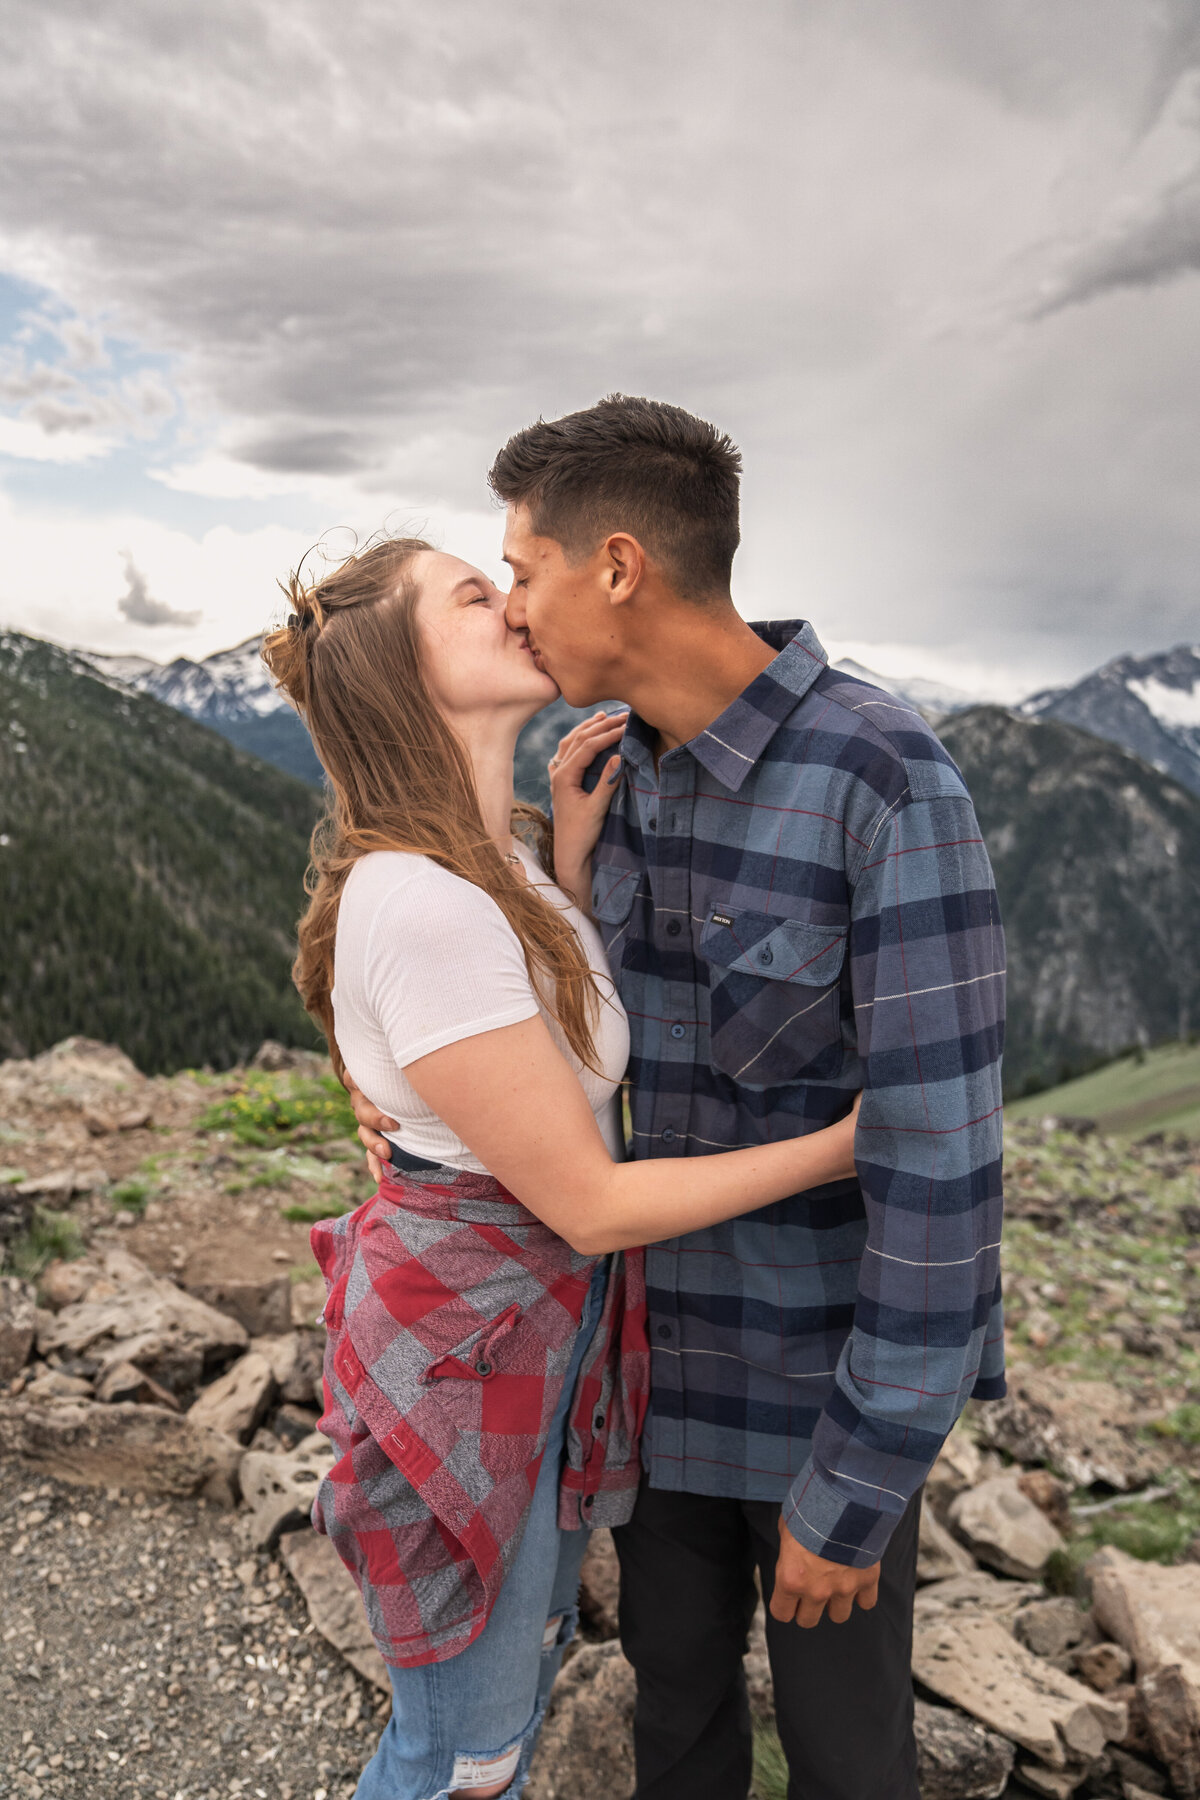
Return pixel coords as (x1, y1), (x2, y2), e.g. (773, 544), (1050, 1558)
(502, 505), (620, 707)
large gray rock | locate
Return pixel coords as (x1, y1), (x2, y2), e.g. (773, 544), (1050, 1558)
(1089, 1548), (1200, 1798)
(925, 1428), (988, 1518)
(0, 1276), (37, 1379)
(183, 1268), (291, 1338)
(0, 1396), (241, 1503)
(188, 1351), (275, 1443)
(279, 1526), (388, 1692)
(976, 1368), (1164, 1491)
(525, 1641), (636, 1800)
(240, 1434), (334, 1548)
(949, 1473), (1065, 1580)
(1088, 1547), (1200, 1690)
(913, 1700), (1014, 1800)
(915, 1570), (1043, 1625)
(912, 1612), (1127, 1769)
(1012, 1598), (1088, 1662)
(37, 1248), (247, 1394)
(919, 1504), (978, 1583)
(1137, 1666), (1200, 1800)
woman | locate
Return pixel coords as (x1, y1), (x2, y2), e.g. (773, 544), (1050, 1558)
(262, 535), (861, 1800)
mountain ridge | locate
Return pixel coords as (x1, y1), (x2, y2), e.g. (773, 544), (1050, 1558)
(1020, 643), (1200, 798)
(0, 630), (321, 1072)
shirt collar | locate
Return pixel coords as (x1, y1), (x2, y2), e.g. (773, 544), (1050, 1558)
(620, 620), (828, 792)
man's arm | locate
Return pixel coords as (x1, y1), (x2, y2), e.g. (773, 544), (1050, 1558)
(776, 783), (1005, 1610)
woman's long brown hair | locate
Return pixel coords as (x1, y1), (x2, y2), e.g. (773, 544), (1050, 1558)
(261, 536), (600, 1079)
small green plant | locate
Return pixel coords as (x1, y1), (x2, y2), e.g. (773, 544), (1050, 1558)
(9, 1207), (86, 1280)
(751, 1722), (789, 1800)
(111, 1177), (152, 1215)
(249, 1165), (295, 1191)
(281, 1196), (353, 1225)
(1149, 1404), (1200, 1448)
(199, 1073), (356, 1147)
(0, 1167), (27, 1186)
(1068, 1478), (1200, 1569)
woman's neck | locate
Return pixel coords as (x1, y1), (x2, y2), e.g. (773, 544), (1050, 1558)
(451, 709), (523, 852)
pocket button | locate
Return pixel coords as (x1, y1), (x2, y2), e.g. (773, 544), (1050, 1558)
(758, 946), (774, 965)
(670, 1023), (686, 1039)
(475, 1359), (493, 1376)
(666, 920), (682, 936)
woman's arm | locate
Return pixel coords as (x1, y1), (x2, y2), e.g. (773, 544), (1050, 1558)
(402, 1014), (859, 1255)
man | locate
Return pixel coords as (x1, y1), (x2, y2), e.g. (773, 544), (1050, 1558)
(356, 395), (1005, 1799)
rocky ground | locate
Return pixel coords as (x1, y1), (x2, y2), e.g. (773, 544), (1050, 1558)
(2, 1039), (1200, 1800)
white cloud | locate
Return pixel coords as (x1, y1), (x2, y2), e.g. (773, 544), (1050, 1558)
(0, 0), (1198, 681)
(0, 413), (115, 462)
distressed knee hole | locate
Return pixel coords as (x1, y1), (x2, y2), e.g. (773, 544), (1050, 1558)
(449, 1742), (521, 1794)
(541, 1613), (564, 1652)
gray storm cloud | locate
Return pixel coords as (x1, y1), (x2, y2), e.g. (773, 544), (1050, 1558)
(1, 0), (1200, 682)
(116, 554), (200, 628)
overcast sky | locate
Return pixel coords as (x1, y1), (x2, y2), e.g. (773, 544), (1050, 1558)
(1, 0), (1198, 699)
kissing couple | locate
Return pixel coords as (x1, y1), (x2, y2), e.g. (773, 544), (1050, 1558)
(263, 394), (1007, 1800)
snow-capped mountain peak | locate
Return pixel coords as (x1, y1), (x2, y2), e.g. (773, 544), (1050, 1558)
(1022, 643), (1200, 798)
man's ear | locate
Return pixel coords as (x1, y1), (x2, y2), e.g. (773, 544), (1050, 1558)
(602, 533), (646, 606)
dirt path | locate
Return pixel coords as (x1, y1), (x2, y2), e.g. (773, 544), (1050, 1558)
(0, 1470), (387, 1800)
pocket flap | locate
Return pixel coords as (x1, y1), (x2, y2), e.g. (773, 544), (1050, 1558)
(700, 906), (847, 986)
(591, 864), (639, 925)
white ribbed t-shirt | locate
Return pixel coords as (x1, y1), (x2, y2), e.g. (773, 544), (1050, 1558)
(332, 841), (630, 1172)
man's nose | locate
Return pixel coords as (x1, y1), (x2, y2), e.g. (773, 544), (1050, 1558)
(504, 587), (526, 631)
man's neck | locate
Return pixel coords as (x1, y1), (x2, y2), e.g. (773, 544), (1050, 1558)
(617, 605), (778, 755)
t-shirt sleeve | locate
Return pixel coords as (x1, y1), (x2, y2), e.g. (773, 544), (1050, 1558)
(362, 871), (541, 1069)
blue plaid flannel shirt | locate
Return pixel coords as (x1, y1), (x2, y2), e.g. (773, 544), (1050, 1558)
(591, 620), (1006, 1568)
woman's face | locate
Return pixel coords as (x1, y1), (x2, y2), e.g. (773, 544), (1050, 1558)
(411, 549), (558, 729)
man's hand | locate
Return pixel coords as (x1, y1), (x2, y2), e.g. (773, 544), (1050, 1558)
(345, 1077), (397, 1186)
(770, 1515), (880, 1628)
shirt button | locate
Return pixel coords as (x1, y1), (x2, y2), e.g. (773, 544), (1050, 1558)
(656, 1323), (672, 1339)
(648, 816), (657, 831)
(594, 1412), (605, 1433)
(759, 946), (774, 966)
(666, 919), (682, 936)
(583, 1494), (595, 1508)
(475, 1359), (492, 1376)
(660, 1127), (677, 1144)
(670, 1023), (686, 1040)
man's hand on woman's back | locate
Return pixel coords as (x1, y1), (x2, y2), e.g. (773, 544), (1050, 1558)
(346, 1076), (396, 1185)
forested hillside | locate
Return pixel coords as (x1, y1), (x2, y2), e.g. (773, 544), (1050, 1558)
(941, 706), (1200, 1096)
(0, 631), (322, 1072)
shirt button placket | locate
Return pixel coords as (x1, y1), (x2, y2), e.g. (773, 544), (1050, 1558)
(652, 756), (694, 1156)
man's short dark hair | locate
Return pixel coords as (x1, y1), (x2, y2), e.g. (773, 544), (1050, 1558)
(489, 394), (742, 601)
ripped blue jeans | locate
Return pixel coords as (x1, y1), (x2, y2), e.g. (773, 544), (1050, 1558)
(353, 1260), (606, 1800)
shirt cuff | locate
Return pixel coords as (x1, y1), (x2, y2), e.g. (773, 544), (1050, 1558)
(781, 1461), (904, 1570)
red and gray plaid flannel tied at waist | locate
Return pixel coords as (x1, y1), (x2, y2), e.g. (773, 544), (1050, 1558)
(309, 1161), (649, 1667)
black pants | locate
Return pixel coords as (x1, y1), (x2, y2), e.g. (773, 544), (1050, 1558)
(611, 1484), (921, 1800)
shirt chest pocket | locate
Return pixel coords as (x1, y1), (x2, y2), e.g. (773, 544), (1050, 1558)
(699, 905), (847, 1087)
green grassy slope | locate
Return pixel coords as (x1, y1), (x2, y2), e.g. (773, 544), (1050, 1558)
(1006, 1040), (1200, 1138)
(0, 631), (322, 1073)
